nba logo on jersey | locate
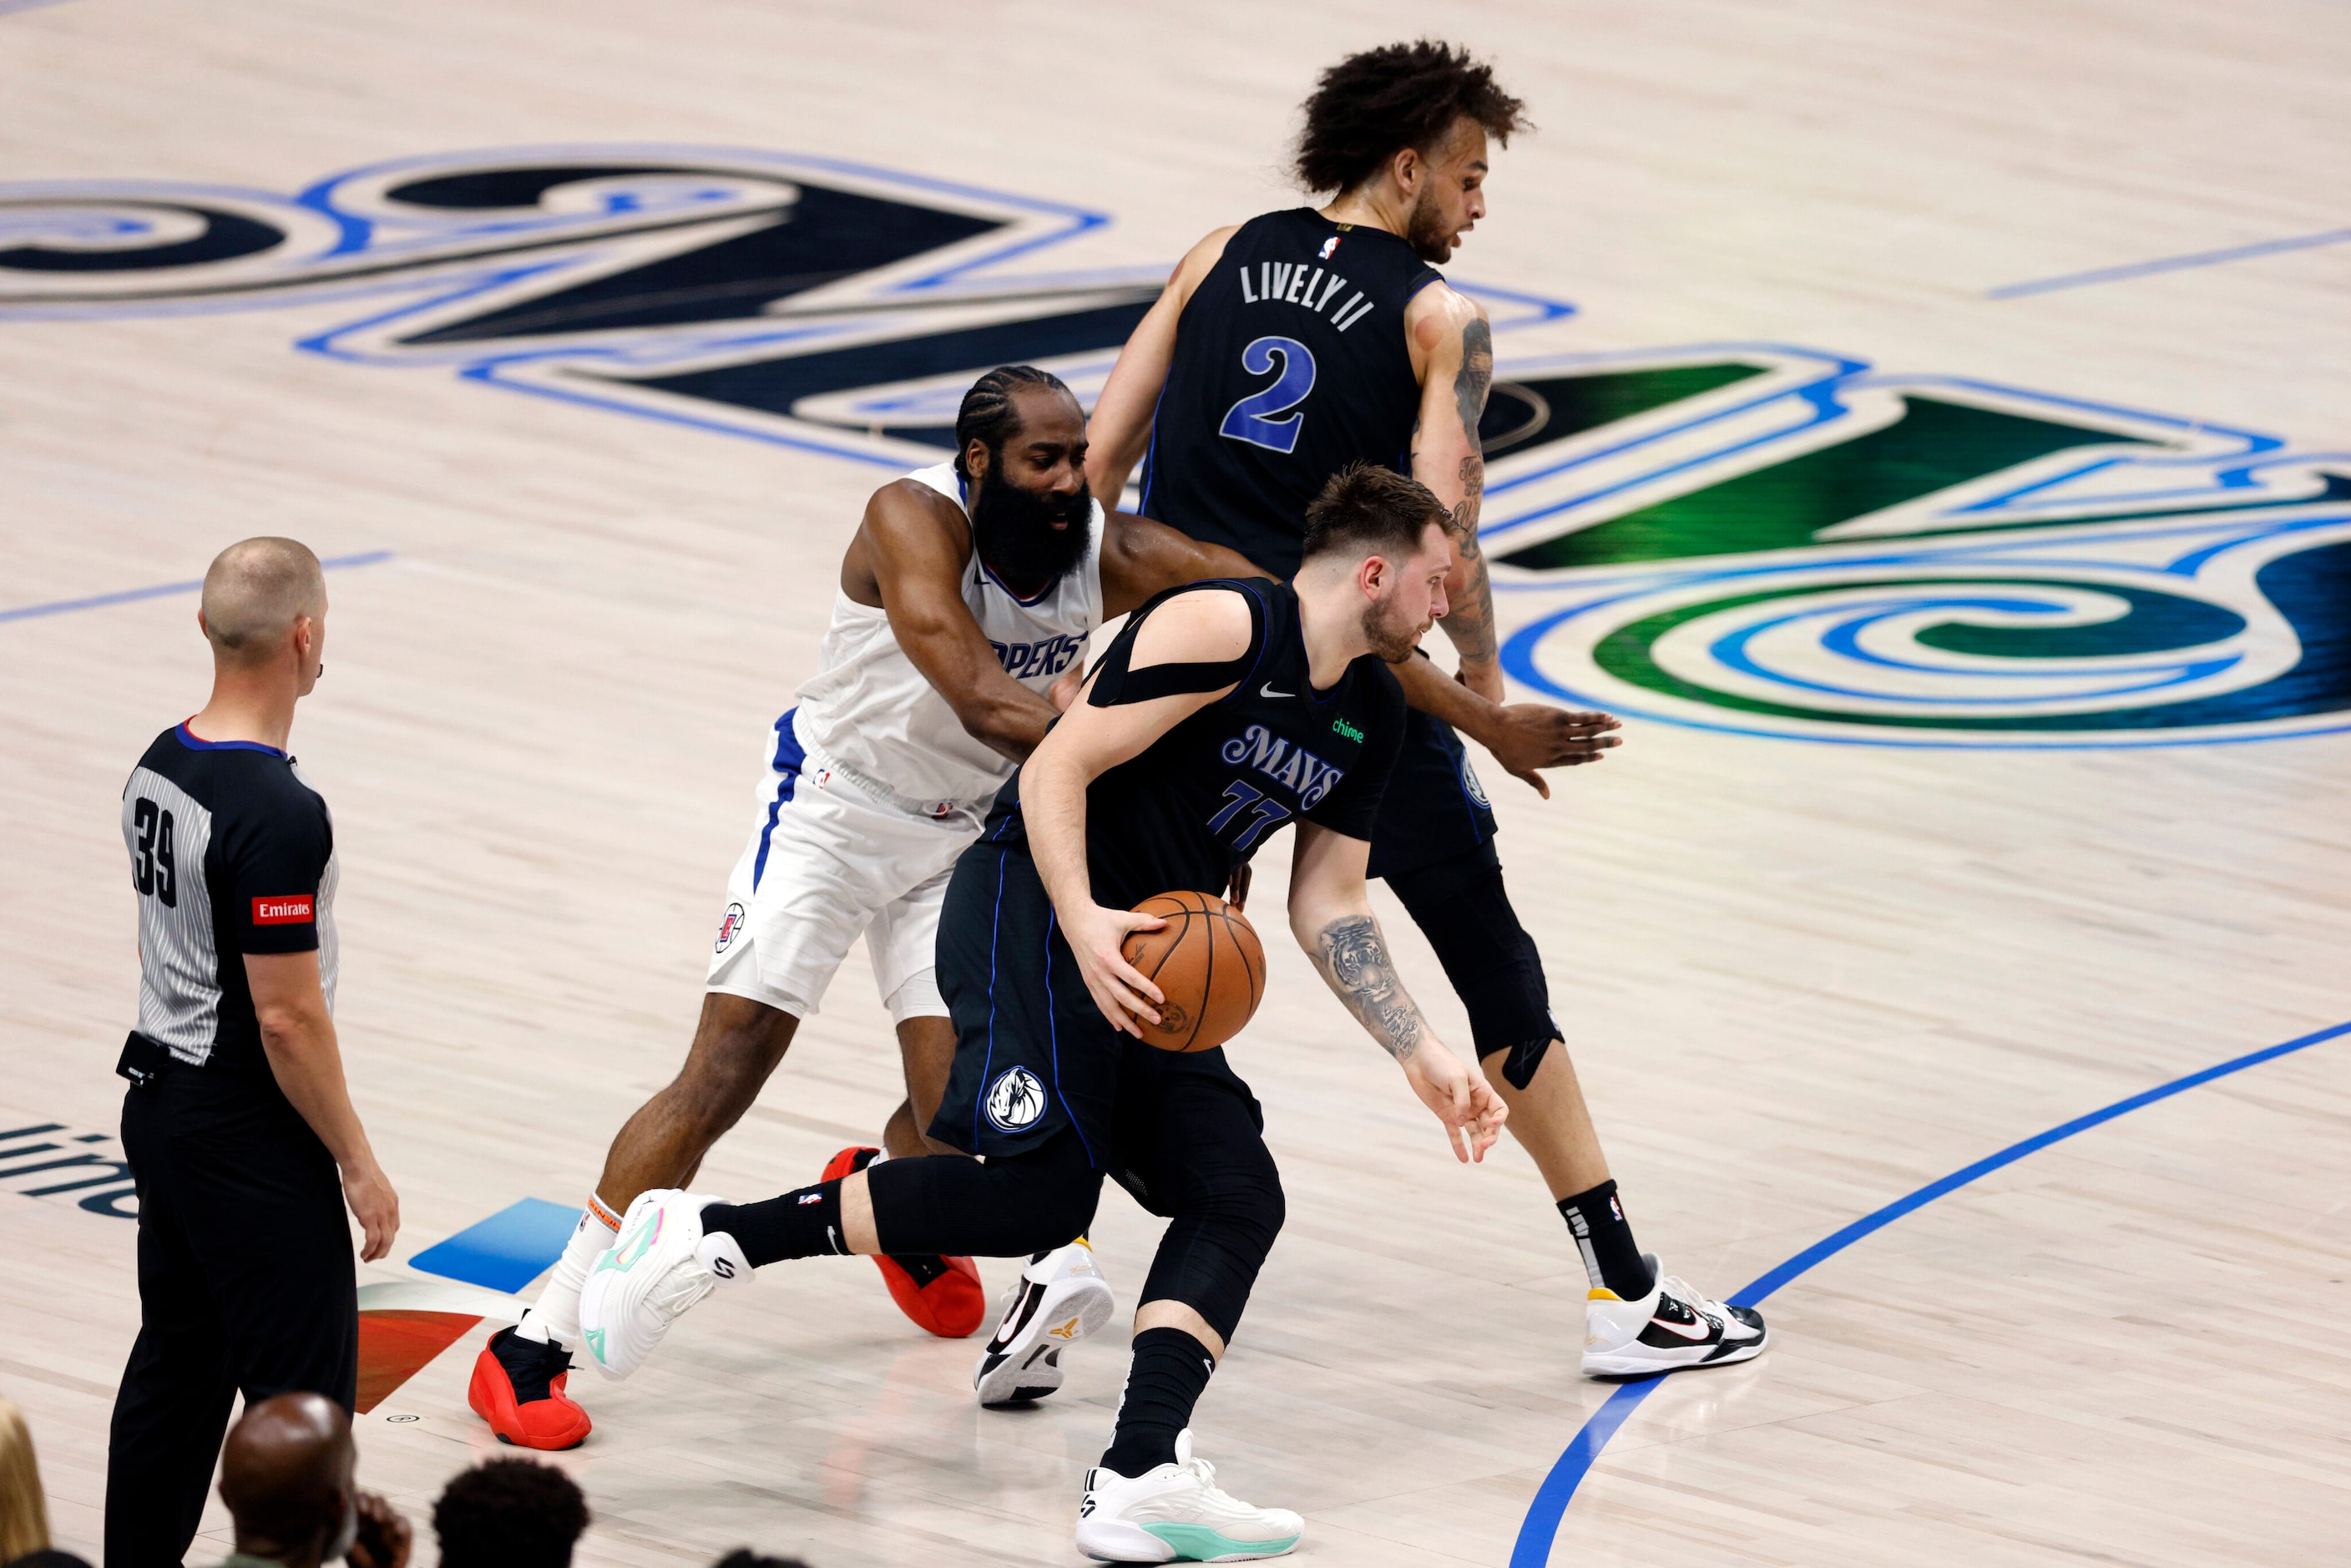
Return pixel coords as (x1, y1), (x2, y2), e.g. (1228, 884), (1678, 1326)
(714, 902), (746, 954)
(1317, 235), (1341, 260)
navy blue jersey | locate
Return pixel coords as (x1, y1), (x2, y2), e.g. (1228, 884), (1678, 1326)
(1139, 209), (1442, 577)
(982, 579), (1407, 908)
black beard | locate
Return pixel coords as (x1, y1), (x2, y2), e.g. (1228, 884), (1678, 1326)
(1405, 185), (1454, 264)
(971, 468), (1091, 594)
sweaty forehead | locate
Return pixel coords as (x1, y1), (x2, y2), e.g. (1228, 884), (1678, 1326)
(1005, 385), (1084, 448)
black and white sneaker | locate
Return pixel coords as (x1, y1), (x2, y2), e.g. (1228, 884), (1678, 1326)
(974, 1238), (1115, 1407)
(1580, 1253), (1767, 1378)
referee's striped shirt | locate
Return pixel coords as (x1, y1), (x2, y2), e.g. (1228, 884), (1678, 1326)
(122, 722), (339, 1067)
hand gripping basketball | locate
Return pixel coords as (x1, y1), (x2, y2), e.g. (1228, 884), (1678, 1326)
(1119, 891), (1267, 1053)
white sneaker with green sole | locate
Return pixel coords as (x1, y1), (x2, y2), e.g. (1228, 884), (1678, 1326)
(1074, 1429), (1302, 1563)
(576, 1188), (745, 1379)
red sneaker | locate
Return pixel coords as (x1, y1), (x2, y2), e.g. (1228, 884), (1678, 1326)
(468, 1325), (592, 1450)
(822, 1145), (988, 1338)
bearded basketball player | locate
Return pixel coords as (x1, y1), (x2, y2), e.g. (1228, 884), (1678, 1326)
(468, 366), (1262, 1449)
(578, 464), (1509, 1561)
(1085, 41), (1766, 1376)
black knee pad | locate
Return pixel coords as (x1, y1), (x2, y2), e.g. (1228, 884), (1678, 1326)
(1016, 1162), (1105, 1249)
(1138, 1146), (1285, 1344)
(1383, 846), (1560, 1089)
(869, 1129), (1101, 1257)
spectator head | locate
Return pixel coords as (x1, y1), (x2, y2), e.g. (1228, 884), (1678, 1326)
(217, 1393), (357, 1567)
(432, 1459), (589, 1568)
(0, 1397), (53, 1563)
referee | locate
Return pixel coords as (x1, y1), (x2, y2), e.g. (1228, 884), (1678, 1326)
(106, 538), (399, 1568)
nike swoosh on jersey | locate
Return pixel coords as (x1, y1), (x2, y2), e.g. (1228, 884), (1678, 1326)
(1260, 683), (1294, 699)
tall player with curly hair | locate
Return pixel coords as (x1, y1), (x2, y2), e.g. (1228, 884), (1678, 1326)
(1088, 40), (1768, 1378)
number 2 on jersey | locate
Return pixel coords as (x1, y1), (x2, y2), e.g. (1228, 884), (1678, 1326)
(1218, 336), (1316, 454)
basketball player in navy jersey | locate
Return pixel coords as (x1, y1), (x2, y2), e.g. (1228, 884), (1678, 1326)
(578, 466), (1508, 1560)
(1087, 40), (1766, 1377)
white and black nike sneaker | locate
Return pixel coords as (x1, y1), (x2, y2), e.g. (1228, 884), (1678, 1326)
(1581, 1253), (1767, 1378)
(975, 1238), (1116, 1407)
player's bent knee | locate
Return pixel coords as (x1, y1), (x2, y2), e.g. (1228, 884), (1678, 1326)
(1215, 1165), (1286, 1253)
(1482, 1034), (1557, 1093)
(993, 1161), (1100, 1251)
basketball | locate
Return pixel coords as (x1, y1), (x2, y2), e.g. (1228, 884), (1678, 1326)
(1120, 890), (1266, 1053)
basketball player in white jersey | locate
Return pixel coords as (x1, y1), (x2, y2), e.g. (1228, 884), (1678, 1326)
(468, 366), (1262, 1450)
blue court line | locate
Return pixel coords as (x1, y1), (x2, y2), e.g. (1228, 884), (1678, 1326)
(1509, 1014), (2351, 1568)
(407, 1197), (582, 1295)
(0, 549), (393, 625)
(0, 0), (76, 16)
(1990, 226), (2351, 299)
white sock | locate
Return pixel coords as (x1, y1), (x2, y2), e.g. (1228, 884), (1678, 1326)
(514, 1198), (621, 1348)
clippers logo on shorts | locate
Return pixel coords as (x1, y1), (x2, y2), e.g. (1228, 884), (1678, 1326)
(984, 1066), (1047, 1132)
(714, 902), (746, 954)
(251, 895), (314, 925)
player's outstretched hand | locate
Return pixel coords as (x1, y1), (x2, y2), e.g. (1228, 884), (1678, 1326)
(1402, 1043), (1509, 1164)
(1225, 859), (1252, 913)
(1469, 686), (1623, 798)
(1064, 900), (1166, 1038)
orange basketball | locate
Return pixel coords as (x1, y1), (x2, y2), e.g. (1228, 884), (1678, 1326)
(1120, 889), (1266, 1053)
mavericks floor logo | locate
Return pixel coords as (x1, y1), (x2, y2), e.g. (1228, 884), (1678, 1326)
(1475, 346), (2351, 747)
(4, 148), (2343, 746)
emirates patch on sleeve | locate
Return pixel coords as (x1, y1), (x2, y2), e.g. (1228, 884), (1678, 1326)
(252, 894), (315, 924)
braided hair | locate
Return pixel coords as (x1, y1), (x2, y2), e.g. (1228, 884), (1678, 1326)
(954, 365), (1074, 479)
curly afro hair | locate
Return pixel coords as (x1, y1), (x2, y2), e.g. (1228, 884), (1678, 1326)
(1294, 40), (1529, 195)
(432, 1458), (589, 1568)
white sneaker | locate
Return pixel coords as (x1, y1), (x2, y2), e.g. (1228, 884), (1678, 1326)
(576, 1189), (747, 1379)
(975, 1238), (1117, 1407)
(1580, 1252), (1767, 1378)
(1075, 1429), (1302, 1563)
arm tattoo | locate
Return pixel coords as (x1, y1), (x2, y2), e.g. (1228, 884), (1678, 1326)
(1453, 318), (1494, 436)
(1442, 451), (1499, 662)
(1439, 321), (1500, 663)
(1314, 914), (1427, 1062)
(1452, 453), (1486, 543)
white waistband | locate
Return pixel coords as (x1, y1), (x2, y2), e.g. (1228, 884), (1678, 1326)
(791, 722), (988, 824)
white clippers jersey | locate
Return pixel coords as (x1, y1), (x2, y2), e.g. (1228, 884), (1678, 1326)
(791, 462), (1105, 808)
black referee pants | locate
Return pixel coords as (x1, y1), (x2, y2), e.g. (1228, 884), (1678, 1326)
(106, 1065), (356, 1568)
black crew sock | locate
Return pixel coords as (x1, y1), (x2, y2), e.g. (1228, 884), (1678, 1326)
(1558, 1179), (1654, 1298)
(700, 1184), (848, 1268)
(1099, 1328), (1216, 1477)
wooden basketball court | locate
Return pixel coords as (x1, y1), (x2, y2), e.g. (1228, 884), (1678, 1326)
(6, 2), (2348, 1562)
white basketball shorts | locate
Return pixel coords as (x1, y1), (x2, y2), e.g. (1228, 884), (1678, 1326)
(705, 708), (989, 1024)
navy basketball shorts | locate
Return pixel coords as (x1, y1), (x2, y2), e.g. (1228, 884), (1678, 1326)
(928, 842), (1266, 1204)
(1365, 707), (1499, 881)
(1367, 710), (1561, 1089)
